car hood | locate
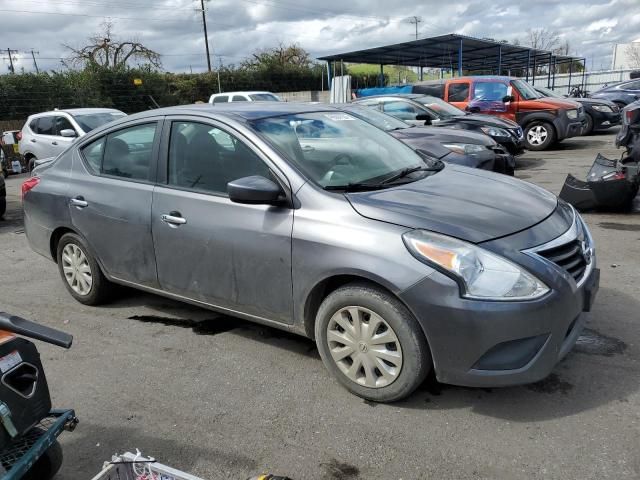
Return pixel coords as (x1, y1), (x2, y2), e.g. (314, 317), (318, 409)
(530, 97), (581, 111)
(440, 114), (519, 129)
(346, 165), (558, 243)
(575, 97), (617, 107)
(389, 126), (495, 158)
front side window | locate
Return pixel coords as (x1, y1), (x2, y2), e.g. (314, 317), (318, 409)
(448, 83), (470, 102)
(251, 112), (440, 189)
(511, 79), (540, 100)
(249, 93), (280, 101)
(168, 121), (271, 195)
(414, 95), (465, 118)
(55, 116), (76, 135)
(381, 101), (421, 120)
(232, 95), (249, 102)
(471, 82), (509, 102)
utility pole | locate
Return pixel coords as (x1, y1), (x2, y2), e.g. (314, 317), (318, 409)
(199, 0), (212, 72)
(408, 16), (422, 40)
(30, 50), (39, 74)
(5, 48), (18, 73)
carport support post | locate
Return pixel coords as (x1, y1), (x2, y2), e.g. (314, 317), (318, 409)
(497, 45), (502, 76)
(526, 49), (531, 82)
(582, 58), (587, 91)
(552, 56), (557, 89)
(567, 61), (573, 94)
(547, 53), (552, 88)
(379, 64), (384, 87)
(458, 39), (463, 77)
(326, 61), (332, 92)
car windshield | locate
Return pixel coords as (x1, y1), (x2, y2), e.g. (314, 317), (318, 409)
(341, 105), (410, 131)
(249, 93), (280, 101)
(536, 87), (561, 99)
(511, 79), (540, 100)
(72, 112), (126, 132)
(250, 111), (440, 189)
(413, 95), (465, 118)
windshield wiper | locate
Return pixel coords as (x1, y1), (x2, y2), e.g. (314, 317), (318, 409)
(379, 163), (443, 184)
(324, 182), (391, 192)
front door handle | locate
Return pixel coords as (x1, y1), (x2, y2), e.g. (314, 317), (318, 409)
(70, 196), (88, 209)
(51, 141), (58, 145)
(30, 139), (36, 143)
(161, 212), (187, 227)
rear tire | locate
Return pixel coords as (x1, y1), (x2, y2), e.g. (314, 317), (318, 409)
(524, 121), (556, 151)
(27, 156), (37, 173)
(315, 282), (432, 402)
(0, 196), (5, 219)
(56, 233), (113, 305)
(22, 440), (63, 480)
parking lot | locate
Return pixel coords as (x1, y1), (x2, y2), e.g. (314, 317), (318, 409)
(1, 130), (639, 479)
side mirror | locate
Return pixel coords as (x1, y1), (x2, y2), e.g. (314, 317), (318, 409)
(466, 105), (481, 113)
(502, 95), (515, 103)
(415, 114), (432, 125)
(60, 129), (77, 138)
(227, 175), (282, 205)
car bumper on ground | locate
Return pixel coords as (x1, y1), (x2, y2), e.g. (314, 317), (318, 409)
(399, 263), (600, 388)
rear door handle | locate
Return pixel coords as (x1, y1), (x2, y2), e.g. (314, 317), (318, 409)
(161, 212), (187, 227)
(30, 139), (36, 143)
(70, 196), (88, 208)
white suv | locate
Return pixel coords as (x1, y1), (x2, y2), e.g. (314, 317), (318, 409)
(19, 108), (126, 171)
(208, 91), (281, 103)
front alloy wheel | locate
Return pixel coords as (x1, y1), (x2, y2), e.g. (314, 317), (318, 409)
(524, 121), (555, 151)
(327, 306), (403, 388)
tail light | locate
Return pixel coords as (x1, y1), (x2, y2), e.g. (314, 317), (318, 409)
(21, 177), (40, 199)
(16, 131), (22, 142)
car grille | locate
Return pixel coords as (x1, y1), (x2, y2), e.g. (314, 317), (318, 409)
(510, 127), (524, 140)
(537, 239), (587, 282)
(577, 106), (584, 116)
(611, 104), (620, 112)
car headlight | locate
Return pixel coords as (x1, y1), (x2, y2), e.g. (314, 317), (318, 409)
(403, 230), (550, 300)
(566, 109), (578, 119)
(592, 105), (613, 113)
(480, 126), (510, 137)
(442, 143), (486, 155)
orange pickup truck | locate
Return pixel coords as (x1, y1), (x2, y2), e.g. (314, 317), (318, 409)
(414, 76), (585, 150)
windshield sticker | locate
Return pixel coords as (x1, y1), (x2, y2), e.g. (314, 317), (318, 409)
(324, 113), (355, 121)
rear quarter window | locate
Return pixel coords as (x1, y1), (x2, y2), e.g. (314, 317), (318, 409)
(212, 95), (229, 103)
(413, 84), (445, 98)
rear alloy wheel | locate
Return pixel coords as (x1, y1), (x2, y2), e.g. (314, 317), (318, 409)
(56, 233), (112, 305)
(315, 283), (431, 402)
(524, 121), (556, 151)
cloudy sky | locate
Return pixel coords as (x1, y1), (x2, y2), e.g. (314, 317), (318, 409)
(1, 0), (638, 73)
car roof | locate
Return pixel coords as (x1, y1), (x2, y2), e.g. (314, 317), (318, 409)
(29, 108), (124, 118)
(354, 94), (424, 101)
(210, 91), (277, 96)
(123, 102), (340, 121)
(419, 76), (514, 84)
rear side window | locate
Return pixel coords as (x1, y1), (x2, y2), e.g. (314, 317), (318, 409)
(413, 84), (445, 98)
(29, 119), (39, 133)
(232, 95), (248, 102)
(80, 123), (157, 181)
(448, 83), (470, 102)
(36, 116), (55, 135)
(381, 101), (421, 120)
(212, 95), (229, 103)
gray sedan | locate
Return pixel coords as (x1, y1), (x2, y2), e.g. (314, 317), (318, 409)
(23, 103), (599, 402)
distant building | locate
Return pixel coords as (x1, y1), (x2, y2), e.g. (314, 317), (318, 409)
(611, 41), (640, 69)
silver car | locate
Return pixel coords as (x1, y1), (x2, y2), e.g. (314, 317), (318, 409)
(19, 108), (126, 171)
(23, 103), (599, 402)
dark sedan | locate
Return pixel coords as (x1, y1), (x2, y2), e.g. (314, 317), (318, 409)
(337, 103), (514, 175)
(354, 94), (525, 155)
(590, 78), (640, 108)
(534, 86), (621, 135)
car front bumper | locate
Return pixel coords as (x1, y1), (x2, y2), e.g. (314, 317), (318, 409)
(399, 262), (599, 387)
(592, 110), (622, 130)
(553, 115), (584, 140)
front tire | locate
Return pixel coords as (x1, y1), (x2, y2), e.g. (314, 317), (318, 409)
(582, 113), (594, 135)
(27, 156), (37, 173)
(524, 121), (556, 151)
(315, 283), (431, 402)
(56, 233), (112, 305)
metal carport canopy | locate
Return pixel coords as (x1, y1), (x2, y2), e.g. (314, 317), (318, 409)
(318, 33), (581, 73)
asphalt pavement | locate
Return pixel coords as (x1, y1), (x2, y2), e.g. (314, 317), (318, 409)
(0, 130), (638, 479)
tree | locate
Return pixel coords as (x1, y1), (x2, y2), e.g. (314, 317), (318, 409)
(241, 43), (313, 71)
(625, 43), (640, 68)
(525, 28), (561, 52)
(63, 22), (161, 70)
